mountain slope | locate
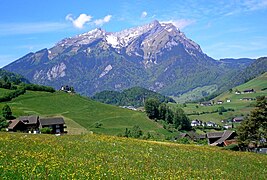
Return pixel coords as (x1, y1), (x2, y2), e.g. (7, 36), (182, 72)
(92, 86), (175, 107)
(3, 20), (258, 100)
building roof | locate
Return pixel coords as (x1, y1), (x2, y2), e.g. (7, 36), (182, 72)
(233, 117), (244, 121)
(196, 134), (207, 139)
(19, 115), (39, 125)
(7, 120), (25, 130)
(39, 117), (65, 126)
(207, 131), (224, 138)
(210, 131), (236, 146)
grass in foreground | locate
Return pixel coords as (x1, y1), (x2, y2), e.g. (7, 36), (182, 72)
(0, 133), (266, 179)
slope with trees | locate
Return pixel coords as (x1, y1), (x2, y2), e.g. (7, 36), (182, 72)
(92, 86), (175, 107)
(144, 98), (191, 131)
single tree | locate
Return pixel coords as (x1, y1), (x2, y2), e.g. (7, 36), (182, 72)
(237, 97), (267, 149)
(144, 98), (160, 119)
(2, 104), (13, 120)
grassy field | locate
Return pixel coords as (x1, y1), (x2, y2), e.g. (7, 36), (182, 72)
(0, 132), (266, 179)
(0, 90), (172, 137)
(179, 72), (267, 124)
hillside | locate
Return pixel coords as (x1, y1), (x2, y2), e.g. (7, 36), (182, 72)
(0, 89), (171, 137)
(0, 133), (266, 179)
(92, 86), (175, 107)
(219, 57), (267, 92)
(180, 72), (267, 125)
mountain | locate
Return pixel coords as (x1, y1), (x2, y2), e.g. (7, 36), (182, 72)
(92, 86), (176, 107)
(2, 20), (262, 100)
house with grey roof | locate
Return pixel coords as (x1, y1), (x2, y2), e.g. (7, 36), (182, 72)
(207, 130), (237, 146)
(39, 117), (65, 134)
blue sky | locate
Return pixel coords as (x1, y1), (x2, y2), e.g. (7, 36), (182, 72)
(0, 0), (267, 67)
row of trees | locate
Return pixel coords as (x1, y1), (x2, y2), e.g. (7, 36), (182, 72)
(21, 83), (55, 93)
(144, 98), (191, 131)
(0, 88), (26, 102)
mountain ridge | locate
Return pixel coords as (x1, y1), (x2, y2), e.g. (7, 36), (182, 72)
(3, 20), (266, 100)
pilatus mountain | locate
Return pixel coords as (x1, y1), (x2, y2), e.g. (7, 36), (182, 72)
(4, 20), (265, 100)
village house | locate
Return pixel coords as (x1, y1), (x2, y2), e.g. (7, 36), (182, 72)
(233, 116), (244, 123)
(223, 124), (233, 129)
(206, 121), (218, 127)
(191, 119), (203, 127)
(243, 89), (255, 94)
(174, 133), (193, 141)
(240, 97), (255, 101)
(60, 85), (74, 93)
(200, 102), (212, 106)
(207, 130), (237, 146)
(7, 116), (66, 134)
(235, 91), (241, 95)
(217, 100), (223, 104)
(226, 99), (231, 103)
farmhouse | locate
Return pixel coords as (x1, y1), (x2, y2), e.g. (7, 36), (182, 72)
(207, 130), (237, 146)
(7, 116), (66, 134)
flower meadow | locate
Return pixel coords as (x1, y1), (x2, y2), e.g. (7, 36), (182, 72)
(0, 133), (266, 179)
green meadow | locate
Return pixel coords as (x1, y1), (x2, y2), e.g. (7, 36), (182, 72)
(0, 90), (171, 137)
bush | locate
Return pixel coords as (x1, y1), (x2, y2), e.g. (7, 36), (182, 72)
(40, 127), (52, 134)
(94, 122), (103, 128)
(223, 144), (239, 151)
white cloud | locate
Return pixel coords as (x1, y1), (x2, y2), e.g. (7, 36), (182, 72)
(66, 13), (92, 29)
(94, 15), (112, 26)
(141, 11), (148, 18)
(161, 19), (195, 30)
